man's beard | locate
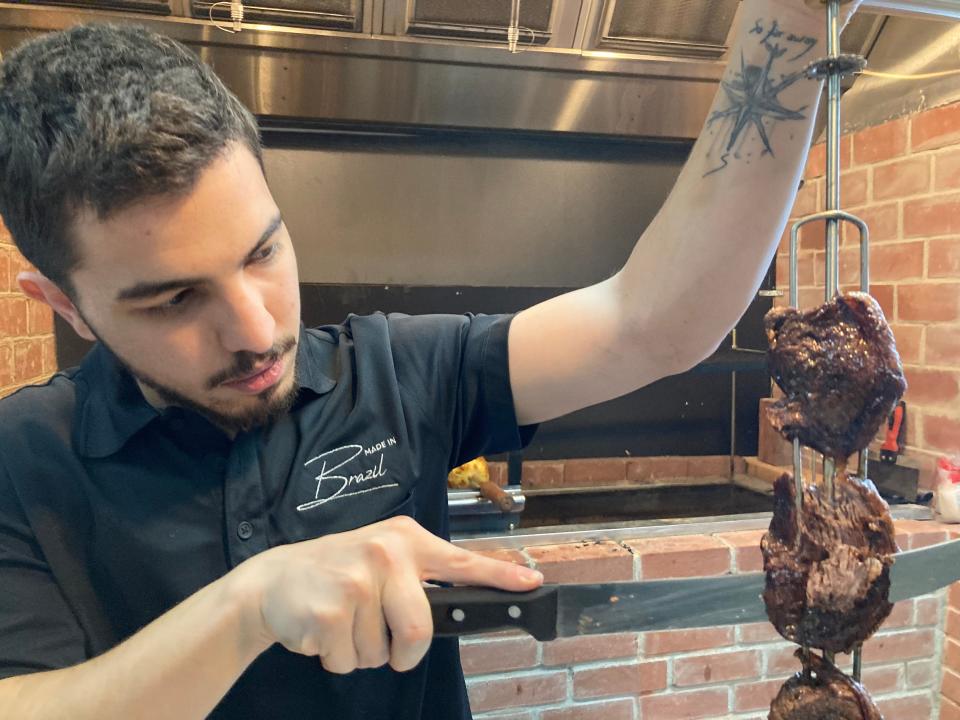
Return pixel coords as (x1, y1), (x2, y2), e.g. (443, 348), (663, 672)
(105, 331), (300, 435)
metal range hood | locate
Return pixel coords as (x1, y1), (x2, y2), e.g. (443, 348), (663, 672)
(0, 1), (956, 141)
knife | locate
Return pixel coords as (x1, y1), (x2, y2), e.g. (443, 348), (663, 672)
(426, 537), (960, 640)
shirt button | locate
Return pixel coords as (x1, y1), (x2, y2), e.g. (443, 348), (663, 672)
(237, 521), (254, 540)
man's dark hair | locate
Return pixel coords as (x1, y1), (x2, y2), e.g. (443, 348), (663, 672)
(0, 23), (262, 296)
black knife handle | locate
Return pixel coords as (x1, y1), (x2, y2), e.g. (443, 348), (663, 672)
(426, 585), (559, 641)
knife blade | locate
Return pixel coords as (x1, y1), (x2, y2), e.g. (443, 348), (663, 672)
(427, 537), (960, 640)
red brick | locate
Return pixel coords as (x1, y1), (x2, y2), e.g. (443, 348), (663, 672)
(644, 627), (734, 656)
(924, 414), (960, 454)
(875, 693), (932, 720)
(521, 461), (565, 490)
(862, 628), (935, 664)
(846, 202), (899, 244)
(738, 622), (783, 644)
(685, 456), (730, 477)
(898, 283), (960, 322)
(639, 688), (729, 720)
(626, 536), (730, 580)
(766, 645), (803, 675)
(943, 697), (960, 720)
(874, 157), (931, 201)
(947, 609), (960, 640)
(41, 337), (57, 376)
(937, 148), (960, 190)
(905, 368), (960, 407)
(890, 324), (923, 365)
(573, 660), (667, 700)
(950, 581), (960, 610)
(673, 649), (760, 687)
(860, 665), (902, 694)
(625, 456), (689, 484)
(733, 678), (782, 712)
(881, 600), (914, 629)
(791, 180), (819, 217)
(26, 300), (52, 335)
(854, 118), (908, 164)
(912, 102), (960, 152)
(915, 596), (940, 626)
(841, 169), (868, 207)
(714, 530), (765, 572)
(907, 658), (937, 687)
(0, 342), (13, 388)
(869, 242), (925, 282)
(945, 668), (960, 707)
(467, 672), (567, 713)
(563, 459), (626, 487)
(947, 639), (960, 672)
(542, 633), (638, 666)
(895, 520), (949, 549)
(927, 325), (960, 367)
(460, 636), (539, 675)
(799, 218), (828, 251)
(0, 296), (28, 337)
(13, 339), (43, 382)
(0, 248), (10, 293)
(930, 237), (960, 278)
(541, 699), (634, 720)
(527, 542), (633, 584)
(905, 195), (960, 237)
(805, 143), (826, 179)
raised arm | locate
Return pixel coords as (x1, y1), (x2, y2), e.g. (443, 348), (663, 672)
(509, 0), (859, 426)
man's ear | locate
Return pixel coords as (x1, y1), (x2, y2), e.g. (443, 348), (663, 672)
(17, 271), (96, 342)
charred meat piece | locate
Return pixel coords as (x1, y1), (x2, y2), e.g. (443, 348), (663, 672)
(769, 650), (883, 720)
(761, 472), (898, 653)
(765, 292), (906, 461)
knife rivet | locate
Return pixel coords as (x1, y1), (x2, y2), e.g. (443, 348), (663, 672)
(508, 605), (522, 619)
(451, 608), (466, 623)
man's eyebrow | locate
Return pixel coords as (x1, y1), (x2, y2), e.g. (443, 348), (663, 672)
(115, 213), (284, 303)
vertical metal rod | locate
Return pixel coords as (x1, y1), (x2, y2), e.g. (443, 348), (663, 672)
(825, 0), (842, 300)
(853, 644), (863, 681)
(508, 0), (521, 52)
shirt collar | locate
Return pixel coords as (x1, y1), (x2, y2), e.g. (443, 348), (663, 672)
(74, 325), (338, 459)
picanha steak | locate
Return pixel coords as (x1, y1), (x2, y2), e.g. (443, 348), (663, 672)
(769, 650), (883, 720)
(765, 292), (906, 461)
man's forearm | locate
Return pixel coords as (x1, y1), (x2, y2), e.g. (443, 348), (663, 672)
(0, 570), (270, 719)
(615, 0), (830, 362)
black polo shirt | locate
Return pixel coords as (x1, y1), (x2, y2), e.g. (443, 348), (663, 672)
(0, 312), (534, 719)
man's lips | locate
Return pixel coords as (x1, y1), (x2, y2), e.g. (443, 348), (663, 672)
(221, 357), (286, 394)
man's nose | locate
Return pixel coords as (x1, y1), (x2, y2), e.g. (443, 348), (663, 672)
(218, 281), (275, 355)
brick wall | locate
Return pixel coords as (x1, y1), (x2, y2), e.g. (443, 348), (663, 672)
(0, 217), (56, 397)
(462, 520), (952, 719)
(777, 101), (960, 472)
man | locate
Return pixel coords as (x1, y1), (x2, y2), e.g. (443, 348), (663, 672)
(0, 1), (860, 717)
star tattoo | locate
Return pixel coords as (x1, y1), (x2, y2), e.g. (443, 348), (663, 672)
(704, 43), (808, 177)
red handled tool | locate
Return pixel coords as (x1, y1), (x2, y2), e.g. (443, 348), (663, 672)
(880, 401), (907, 464)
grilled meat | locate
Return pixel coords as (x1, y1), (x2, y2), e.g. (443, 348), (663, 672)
(761, 472), (898, 654)
(769, 650), (883, 720)
(765, 292), (906, 461)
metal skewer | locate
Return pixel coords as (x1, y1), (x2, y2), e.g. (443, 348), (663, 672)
(789, 0), (871, 682)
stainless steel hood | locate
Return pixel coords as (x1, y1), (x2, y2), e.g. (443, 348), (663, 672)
(0, 1), (955, 140)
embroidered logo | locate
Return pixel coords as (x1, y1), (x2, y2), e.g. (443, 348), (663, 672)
(297, 436), (399, 512)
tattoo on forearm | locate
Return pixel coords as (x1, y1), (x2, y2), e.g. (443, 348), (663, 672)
(702, 19), (818, 178)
